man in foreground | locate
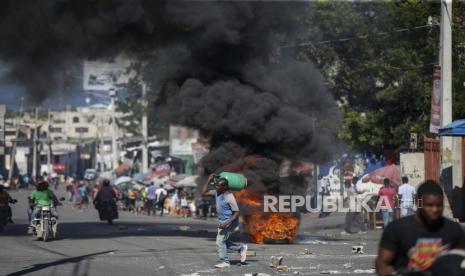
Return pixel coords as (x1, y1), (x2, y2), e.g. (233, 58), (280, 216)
(376, 180), (465, 275)
(202, 174), (248, 268)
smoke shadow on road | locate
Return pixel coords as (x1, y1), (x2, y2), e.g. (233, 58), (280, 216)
(5, 250), (114, 276)
(0, 221), (221, 240)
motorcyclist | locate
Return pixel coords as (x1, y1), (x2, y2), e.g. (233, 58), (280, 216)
(0, 184), (17, 223)
(93, 179), (118, 221)
(28, 181), (60, 233)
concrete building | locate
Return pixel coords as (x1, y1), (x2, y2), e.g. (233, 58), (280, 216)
(0, 105), (5, 177)
(39, 104), (126, 175)
(46, 104), (123, 142)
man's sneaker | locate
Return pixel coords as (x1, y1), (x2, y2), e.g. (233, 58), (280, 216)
(240, 245), (248, 263)
(214, 262), (230, 268)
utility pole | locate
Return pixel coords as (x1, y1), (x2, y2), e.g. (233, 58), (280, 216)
(47, 108), (52, 175)
(8, 97), (24, 182)
(110, 88), (119, 170)
(32, 107), (38, 181)
(141, 81), (149, 173)
(100, 119), (105, 173)
(439, 0), (454, 217)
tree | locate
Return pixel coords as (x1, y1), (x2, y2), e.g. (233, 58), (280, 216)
(287, 1), (451, 154)
(117, 67), (169, 140)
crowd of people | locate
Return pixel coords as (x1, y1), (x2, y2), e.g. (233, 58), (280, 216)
(317, 174), (420, 234)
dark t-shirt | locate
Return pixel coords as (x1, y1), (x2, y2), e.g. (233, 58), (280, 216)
(380, 215), (465, 271)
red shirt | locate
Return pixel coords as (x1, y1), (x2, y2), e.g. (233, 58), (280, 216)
(379, 186), (397, 209)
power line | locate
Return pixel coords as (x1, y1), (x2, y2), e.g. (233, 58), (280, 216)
(280, 24), (438, 49)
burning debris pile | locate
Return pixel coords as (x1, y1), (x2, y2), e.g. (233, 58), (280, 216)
(0, 1), (342, 242)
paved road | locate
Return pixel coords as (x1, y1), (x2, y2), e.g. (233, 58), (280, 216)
(0, 189), (380, 276)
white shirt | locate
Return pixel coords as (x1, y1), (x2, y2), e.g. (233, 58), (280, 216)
(155, 188), (167, 202)
(319, 179), (327, 193)
(398, 183), (416, 208)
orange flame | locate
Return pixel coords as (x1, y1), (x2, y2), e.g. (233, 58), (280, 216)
(236, 188), (300, 244)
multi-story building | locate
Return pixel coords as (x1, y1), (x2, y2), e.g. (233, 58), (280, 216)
(47, 104), (123, 142)
(0, 105), (5, 176)
(40, 104), (126, 174)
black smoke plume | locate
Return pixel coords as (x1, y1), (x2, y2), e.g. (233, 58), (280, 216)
(0, 1), (342, 191)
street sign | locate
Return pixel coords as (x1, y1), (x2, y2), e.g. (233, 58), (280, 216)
(410, 133), (418, 150)
(83, 56), (135, 91)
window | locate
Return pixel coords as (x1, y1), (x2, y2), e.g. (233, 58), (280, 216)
(73, 117), (80, 123)
(75, 127), (88, 133)
(50, 127), (62, 133)
(53, 119), (65, 124)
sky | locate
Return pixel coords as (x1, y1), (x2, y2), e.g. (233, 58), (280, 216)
(0, 63), (110, 110)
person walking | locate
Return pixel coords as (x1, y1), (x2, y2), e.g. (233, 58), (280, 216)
(378, 178), (397, 227)
(398, 176), (416, 217)
(344, 176), (367, 234)
(318, 175), (330, 218)
(66, 178), (75, 203)
(146, 182), (157, 216)
(202, 174), (248, 268)
(155, 184), (167, 216)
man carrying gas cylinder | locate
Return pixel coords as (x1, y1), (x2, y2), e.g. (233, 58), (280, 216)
(202, 173), (248, 269)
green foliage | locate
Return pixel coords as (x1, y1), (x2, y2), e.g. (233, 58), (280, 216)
(290, 1), (463, 154)
(117, 68), (169, 140)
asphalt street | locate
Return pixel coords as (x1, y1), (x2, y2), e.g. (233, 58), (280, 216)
(0, 189), (381, 276)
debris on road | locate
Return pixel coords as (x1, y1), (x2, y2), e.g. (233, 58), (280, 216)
(300, 248), (312, 255)
(352, 245), (364, 254)
(244, 273), (270, 276)
(343, 263), (352, 268)
(276, 265), (289, 272)
(270, 256), (284, 267)
(353, 269), (376, 274)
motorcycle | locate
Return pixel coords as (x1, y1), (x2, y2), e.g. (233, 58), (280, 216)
(0, 203), (9, 232)
(95, 199), (118, 224)
(31, 204), (58, 241)
(0, 199), (17, 232)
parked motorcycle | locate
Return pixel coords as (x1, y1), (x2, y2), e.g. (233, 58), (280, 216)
(31, 204), (58, 241)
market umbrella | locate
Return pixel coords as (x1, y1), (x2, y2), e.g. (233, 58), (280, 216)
(175, 175), (199, 188)
(133, 173), (148, 182)
(362, 165), (400, 187)
(115, 176), (132, 186)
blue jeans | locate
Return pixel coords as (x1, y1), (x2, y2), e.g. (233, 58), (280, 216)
(381, 209), (394, 227)
(216, 220), (243, 263)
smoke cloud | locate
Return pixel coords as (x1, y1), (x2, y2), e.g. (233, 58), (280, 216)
(0, 1), (342, 190)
